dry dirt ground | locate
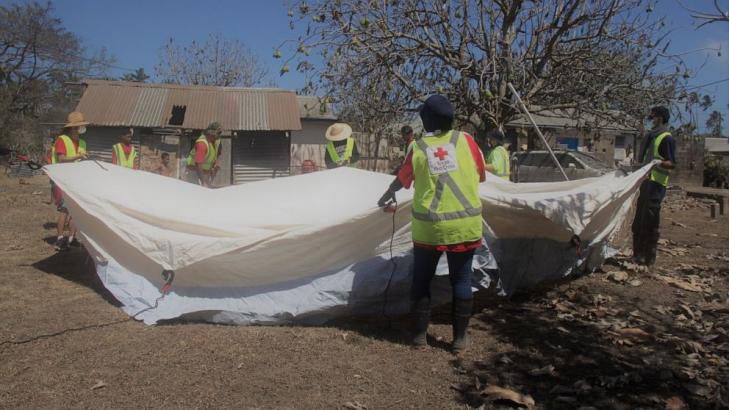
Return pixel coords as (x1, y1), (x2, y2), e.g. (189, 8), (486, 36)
(0, 174), (727, 409)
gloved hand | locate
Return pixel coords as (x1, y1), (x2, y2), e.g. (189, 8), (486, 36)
(377, 189), (396, 208)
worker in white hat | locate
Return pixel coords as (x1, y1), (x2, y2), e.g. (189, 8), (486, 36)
(324, 122), (359, 169)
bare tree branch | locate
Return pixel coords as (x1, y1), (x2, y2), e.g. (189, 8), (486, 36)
(155, 34), (268, 87)
(677, 0), (729, 28)
(282, 0), (689, 142)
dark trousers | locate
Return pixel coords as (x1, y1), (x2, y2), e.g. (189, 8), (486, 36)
(411, 247), (475, 303)
(631, 180), (666, 258)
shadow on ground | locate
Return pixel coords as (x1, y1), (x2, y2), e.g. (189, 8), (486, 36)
(451, 287), (725, 409)
(31, 245), (121, 308)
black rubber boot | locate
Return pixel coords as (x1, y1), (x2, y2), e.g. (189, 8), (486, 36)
(644, 237), (658, 267)
(411, 297), (430, 347)
(452, 299), (473, 353)
(632, 234), (645, 265)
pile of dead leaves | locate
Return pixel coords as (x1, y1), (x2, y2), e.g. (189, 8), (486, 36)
(536, 261), (728, 407)
(664, 196), (712, 212)
(657, 239), (690, 257)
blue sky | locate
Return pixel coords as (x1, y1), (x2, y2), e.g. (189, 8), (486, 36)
(10, 0), (729, 132)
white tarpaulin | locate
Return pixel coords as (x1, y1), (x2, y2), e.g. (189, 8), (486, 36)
(44, 162), (652, 324)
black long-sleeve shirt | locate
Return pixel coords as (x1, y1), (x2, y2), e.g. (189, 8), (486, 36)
(324, 139), (360, 169)
(638, 125), (677, 165)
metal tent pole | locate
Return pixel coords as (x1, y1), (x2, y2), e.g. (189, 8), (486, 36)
(507, 83), (569, 181)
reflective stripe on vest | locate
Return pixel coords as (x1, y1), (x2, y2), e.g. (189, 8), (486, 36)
(51, 135), (86, 164)
(326, 137), (354, 164)
(113, 143), (137, 169)
(410, 131), (483, 245)
(648, 131), (671, 187)
(186, 136), (220, 171)
(487, 145), (510, 180)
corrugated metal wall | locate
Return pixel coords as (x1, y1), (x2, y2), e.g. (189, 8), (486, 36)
(232, 131), (290, 184)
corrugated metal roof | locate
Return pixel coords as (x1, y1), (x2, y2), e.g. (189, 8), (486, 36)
(506, 107), (637, 133)
(75, 80), (302, 131)
(705, 137), (729, 153)
(130, 87), (168, 127)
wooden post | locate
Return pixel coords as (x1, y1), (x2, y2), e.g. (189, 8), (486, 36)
(507, 83), (569, 181)
(710, 204), (716, 219)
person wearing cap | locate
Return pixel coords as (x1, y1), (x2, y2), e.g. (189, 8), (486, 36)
(324, 122), (360, 169)
(632, 105), (676, 267)
(186, 122), (222, 187)
(50, 111), (89, 251)
(377, 95), (486, 353)
(111, 128), (138, 169)
(483, 129), (511, 181)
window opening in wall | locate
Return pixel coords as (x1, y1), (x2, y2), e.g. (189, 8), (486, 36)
(169, 105), (187, 126)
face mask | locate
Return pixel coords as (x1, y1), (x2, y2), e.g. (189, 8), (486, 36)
(78, 126), (87, 134)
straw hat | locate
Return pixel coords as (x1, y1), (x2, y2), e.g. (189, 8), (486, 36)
(64, 111), (89, 128)
(325, 123), (352, 141)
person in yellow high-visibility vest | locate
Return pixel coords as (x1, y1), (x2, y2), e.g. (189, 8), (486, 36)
(186, 122), (222, 187)
(324, 123), (359, 169)
(483, 129), (511, 181)
(377, 95), (487, 353)
(111, 128), (138, 169)
(50, 111), (89, 251)
(632, 106), (676, 267)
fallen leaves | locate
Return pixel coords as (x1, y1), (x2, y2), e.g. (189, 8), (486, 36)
(608, 327), (652, 345)
(615, 327), (651, 339)
(683, 383), (711, 398)
(659, 246), (689, 257)
(527, 364), (555, 377)
(706, 252), (729, 262)
(665, 396), (687, 410)
(609, 271), (629, 282)
(654, 274), (705, 293)
(481, 385), (535, 409)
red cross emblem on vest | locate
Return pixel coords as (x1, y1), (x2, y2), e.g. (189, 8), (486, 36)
(434, 147), (448, 160)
